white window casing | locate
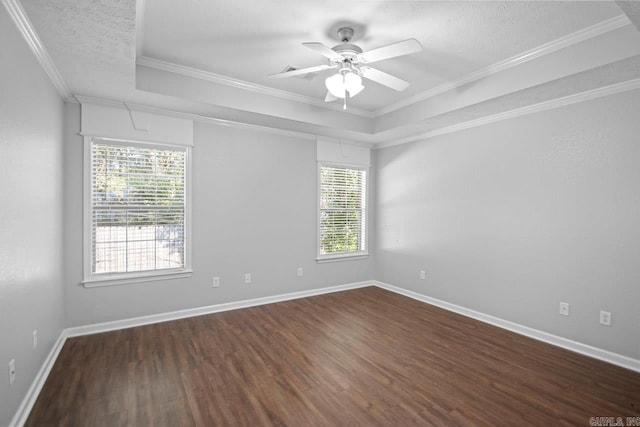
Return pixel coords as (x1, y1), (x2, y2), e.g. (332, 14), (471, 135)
(318, 163), (369, 261)
(83, 137), (192, 286)
(316, 137), (370, 262)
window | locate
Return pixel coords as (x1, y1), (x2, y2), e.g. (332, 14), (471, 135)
(84, 137), (191, 285)
(318, 164), (368, 260)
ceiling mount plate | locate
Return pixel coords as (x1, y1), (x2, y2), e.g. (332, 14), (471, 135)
(337, 27), (355, 43)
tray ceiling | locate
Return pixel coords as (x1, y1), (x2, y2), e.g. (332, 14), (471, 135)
(16, 0), (640, 146)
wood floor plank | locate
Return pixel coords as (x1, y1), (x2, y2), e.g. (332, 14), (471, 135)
(25, 286), (640, 426)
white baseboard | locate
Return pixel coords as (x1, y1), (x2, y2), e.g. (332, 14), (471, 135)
(9, 330), (68, 427)
(374, 280), (640, 373)
(65, 280), (373, 337)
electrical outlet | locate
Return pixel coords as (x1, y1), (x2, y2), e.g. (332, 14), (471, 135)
(8, 359), (15, 385)
(419, 270), (426, 280)
(33, 330), (37, 349)
(297, 267), (303, 277)
(559, 302), (569, 316)
(244, 273), (252, 284)
(600, 310), (612, 326)
(212, 277), (220, 288)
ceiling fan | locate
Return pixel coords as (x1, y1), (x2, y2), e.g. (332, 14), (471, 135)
(268, 27), (422, 109)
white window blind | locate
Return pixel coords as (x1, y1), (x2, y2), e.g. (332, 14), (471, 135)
(90, 139), (187, 276)
(319, 165), (367, 257)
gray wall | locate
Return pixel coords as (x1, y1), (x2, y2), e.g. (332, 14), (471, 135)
(374, 90), (640, 359)
(0, 7), (66, 426)
(63, 109), (375, 327)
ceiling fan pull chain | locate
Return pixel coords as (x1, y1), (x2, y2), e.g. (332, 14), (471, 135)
(343, 73), (348, 110)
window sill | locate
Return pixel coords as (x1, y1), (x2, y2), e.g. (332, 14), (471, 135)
(82, 269), (193, 288)
(316, 253), (369, 263)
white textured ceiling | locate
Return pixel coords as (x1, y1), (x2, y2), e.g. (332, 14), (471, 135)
(17, 0), (640, 146)
(21, 0), (136, 100)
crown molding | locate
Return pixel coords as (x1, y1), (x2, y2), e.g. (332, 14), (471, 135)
(135, 0), (146, 59)
(74, 94), (316, 141)
(375, 78), (640, 149)
(73, 94), (375, 147)
(2, 0), (72, 99)
(373, 14), (632, 118)
(73, 95), (121, 108)
(137, 56), (375, 119)
(75, 78), (640, 152)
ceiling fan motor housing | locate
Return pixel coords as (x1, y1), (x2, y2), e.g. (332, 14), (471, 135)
(332, 43), (363, 62)
(332, 27), (362, 62)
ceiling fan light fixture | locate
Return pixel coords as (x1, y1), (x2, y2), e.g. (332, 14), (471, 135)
(271, 27), (423, 109)
(325, 70), (364, 99)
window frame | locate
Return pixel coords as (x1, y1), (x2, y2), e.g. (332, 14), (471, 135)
(317, 162), (369, 262)
(82, 136), (193, 287)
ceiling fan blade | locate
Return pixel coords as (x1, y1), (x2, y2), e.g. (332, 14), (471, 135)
(359, 38), (422, 63)
(360, 67), (410, 91)
(325, 91), (338, 102)
(302, 42), (342, 60)
(268, 64), (336, 79)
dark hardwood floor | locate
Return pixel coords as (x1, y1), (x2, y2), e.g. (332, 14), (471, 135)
(26, 286), (639, 426)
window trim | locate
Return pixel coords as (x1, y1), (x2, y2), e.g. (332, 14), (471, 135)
(316, 162), (369, 262)
(82, 136), (193, 287)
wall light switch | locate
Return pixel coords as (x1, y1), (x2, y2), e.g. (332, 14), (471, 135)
(419, 270), (426, 280)
(244, 273), (252, 284)
(212, 277), (220, 288)
(297, 267), (303, 277)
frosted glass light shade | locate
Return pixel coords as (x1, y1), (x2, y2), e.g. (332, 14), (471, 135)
(345, 72), (364, 97)
(325, 73), (346, 98)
